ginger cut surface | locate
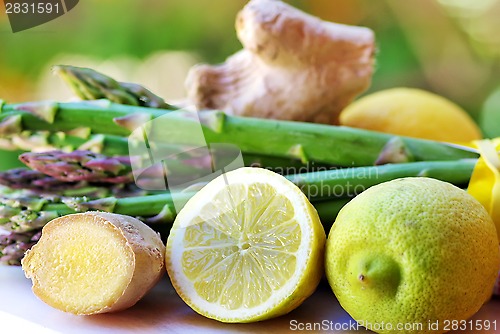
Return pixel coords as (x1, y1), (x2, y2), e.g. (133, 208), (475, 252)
(186, 0), (375, 124)
(22, 212), (165, 315)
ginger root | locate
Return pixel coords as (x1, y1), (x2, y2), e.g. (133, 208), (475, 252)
(22, 212), (165, 315)
(186, 0), (375, 124)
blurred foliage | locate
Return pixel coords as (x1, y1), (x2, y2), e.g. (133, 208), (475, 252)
(480, 88), (500, 138)
(1, 0), (244, 70)
(1, 0), (499, 129)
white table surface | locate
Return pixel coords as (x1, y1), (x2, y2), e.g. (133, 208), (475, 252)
(2, 266), (500, 334)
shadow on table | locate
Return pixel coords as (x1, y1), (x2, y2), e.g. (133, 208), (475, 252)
(84, 279), (370, 333)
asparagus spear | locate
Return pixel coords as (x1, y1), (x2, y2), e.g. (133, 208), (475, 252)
(0, 100), (161, 136)
(289, 159), (476, 200)
(19, 150), (133, 183)
(53, 65), (176, 110)
(0, 168), (147, 198)
(0, 229), (40, 265)
(0, 101), (478, 167)
(0, 116), (130, 155)
(0, 168), (80, 191)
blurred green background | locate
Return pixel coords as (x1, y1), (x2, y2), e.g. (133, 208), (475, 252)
(1, 0), (500, 135)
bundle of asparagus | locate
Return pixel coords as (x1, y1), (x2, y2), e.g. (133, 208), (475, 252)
(0, 66), (483, 266)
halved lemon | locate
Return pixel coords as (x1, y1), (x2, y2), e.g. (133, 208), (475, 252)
(165, 167), (325, 323)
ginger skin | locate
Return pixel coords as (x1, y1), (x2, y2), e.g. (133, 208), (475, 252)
(186, 0), (375, 124)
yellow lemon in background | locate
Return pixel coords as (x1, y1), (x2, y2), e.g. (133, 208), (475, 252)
(339, 88), (482, 142)
(325, 177), (499, 334)
(166, 167), (325, 323)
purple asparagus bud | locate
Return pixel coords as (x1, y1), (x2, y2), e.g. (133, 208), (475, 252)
(0, 168), (83, 191)
(0, 229), (41, 265)
(19, 150), (134, 183)
(0, 168), (148, 198)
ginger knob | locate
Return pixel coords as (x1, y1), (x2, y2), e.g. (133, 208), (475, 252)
(186, 0), (375, 124)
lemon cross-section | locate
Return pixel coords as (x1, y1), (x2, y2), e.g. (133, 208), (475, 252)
(166, 167), (325, 323)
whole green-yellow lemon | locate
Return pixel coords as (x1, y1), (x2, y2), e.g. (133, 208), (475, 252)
(325, 177), (499, 334)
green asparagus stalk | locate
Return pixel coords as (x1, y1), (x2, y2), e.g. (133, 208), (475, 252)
(0, 100), (162, 135)
(0, 116), (130, 156)
(53, 65), (176, 110)
(0, 100), (478, 167)
(313, 198), (350, 231)
(288, 159), (476, 200)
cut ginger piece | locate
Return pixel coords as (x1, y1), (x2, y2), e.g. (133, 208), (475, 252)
(186, 0), (375, 124)
(21, 212), (165, 315)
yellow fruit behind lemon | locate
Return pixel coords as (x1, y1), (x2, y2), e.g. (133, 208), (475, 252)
(166, 167), (325, 323)
(325, 177), (499, 334)
(339, 88), (482, 142)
